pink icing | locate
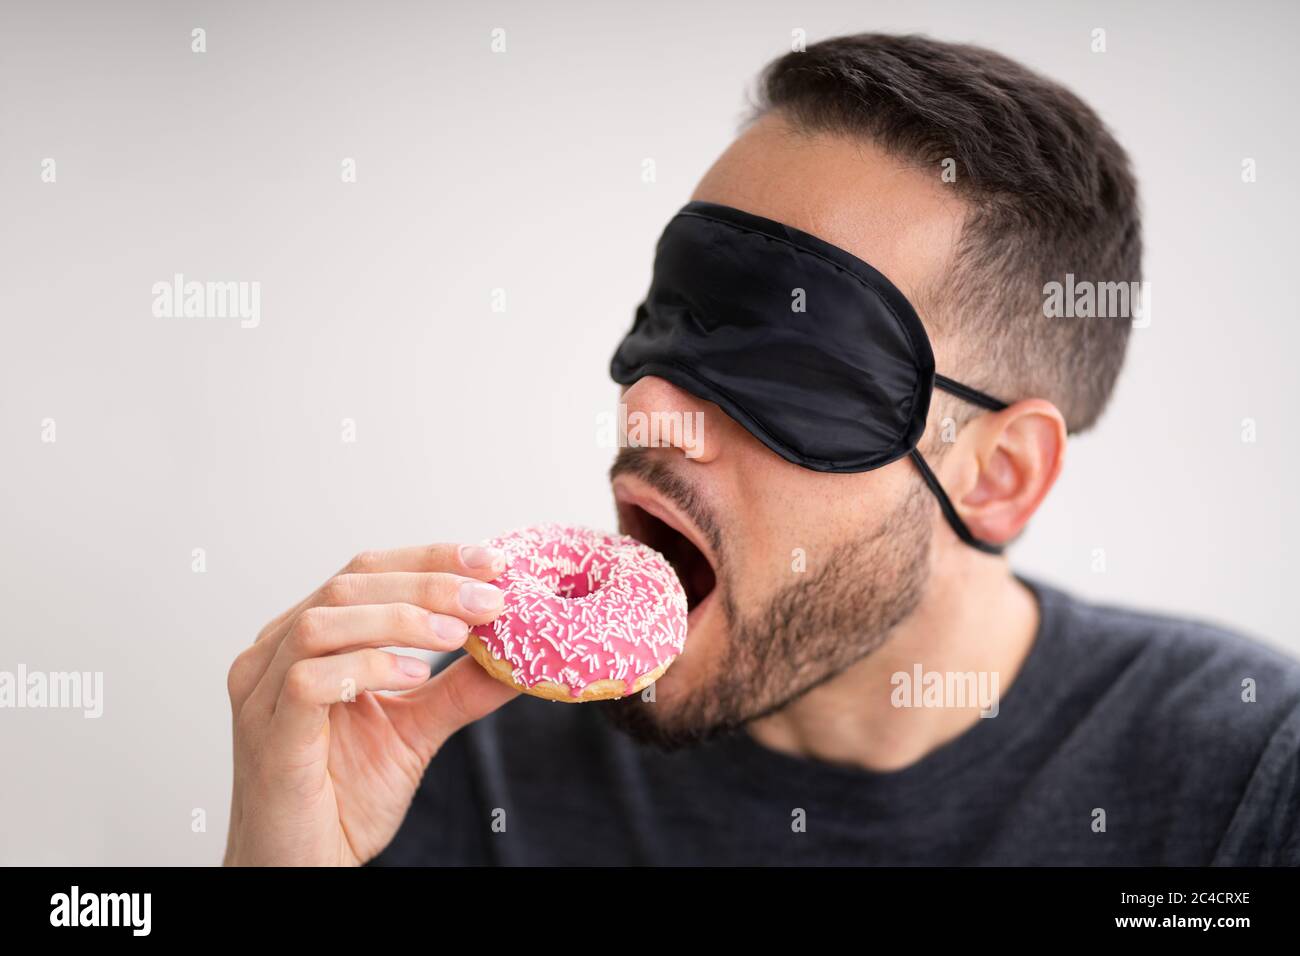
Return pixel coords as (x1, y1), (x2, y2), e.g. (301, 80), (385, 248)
(469, 524), (688, 697)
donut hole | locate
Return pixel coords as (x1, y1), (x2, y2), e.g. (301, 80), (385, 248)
(551, 572), (599, 600)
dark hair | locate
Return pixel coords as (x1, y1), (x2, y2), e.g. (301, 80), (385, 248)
(752, 33), (1142, 433)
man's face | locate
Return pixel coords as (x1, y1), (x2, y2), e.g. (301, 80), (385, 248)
(601, 113), (967, 749)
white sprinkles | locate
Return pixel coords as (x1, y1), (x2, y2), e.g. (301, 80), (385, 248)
(469, 524), (688, 697)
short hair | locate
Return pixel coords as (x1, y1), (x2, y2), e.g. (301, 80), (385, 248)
(752, 33), (1142, 433)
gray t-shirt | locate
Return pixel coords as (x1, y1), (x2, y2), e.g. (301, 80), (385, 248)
(373, 579), (1300, 865)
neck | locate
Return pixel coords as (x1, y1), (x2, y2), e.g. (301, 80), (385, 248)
(746, 555), (1039, 772)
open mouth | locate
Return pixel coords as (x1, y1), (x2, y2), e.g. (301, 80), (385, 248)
(614, 486), (717, 616)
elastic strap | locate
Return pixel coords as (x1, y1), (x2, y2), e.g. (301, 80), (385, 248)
(935, 375), (1007, 412)
(910, 450), (1004, 555)
(911, 377), (1010, 555)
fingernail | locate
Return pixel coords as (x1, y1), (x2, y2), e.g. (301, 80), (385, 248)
(460, 580), (504, 614)
(460, 545), (505, 571)
(396, 656), (430, 679)
(429, 613), (469, 642)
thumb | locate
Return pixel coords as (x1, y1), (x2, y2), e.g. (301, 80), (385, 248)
(399, 654), (519, 759)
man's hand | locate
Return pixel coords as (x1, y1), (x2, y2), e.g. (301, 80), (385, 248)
(223, 543), (518, 866)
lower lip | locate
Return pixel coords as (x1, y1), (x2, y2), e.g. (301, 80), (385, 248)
(687, 589), (716, 630)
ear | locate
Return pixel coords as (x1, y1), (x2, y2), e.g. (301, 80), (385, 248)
(951, 399), (1067, 546)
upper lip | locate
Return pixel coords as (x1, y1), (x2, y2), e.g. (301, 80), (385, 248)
(611, 476), (718, 576)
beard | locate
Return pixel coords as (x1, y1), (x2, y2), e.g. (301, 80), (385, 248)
(600, 447), (932, 751)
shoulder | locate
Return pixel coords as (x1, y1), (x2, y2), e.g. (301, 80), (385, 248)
(1029, 579), (1300, 863)
(1031, 579), (1300, 716)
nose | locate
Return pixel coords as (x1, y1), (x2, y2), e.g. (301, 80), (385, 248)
(619, 376), (721, 464)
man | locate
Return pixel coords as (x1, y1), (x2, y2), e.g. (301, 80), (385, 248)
(224, 34), (1300, 866)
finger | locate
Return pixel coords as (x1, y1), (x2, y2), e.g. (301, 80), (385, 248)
(269, 649), (432, 746)
(240, 573), (506, 699)
(343, 543), (507, 578)
(247, 602), (475, 714)
(395, 655), (520, 759)
(253, 543), (505, 648)
(313, 573), (506, 622)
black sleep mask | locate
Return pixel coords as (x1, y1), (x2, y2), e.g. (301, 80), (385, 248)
(609, 200), (1009, 555)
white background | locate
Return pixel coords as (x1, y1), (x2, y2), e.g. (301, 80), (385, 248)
(1, 0), (1297, 864)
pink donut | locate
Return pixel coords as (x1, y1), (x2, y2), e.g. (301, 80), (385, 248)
(463, 524), (688, 701)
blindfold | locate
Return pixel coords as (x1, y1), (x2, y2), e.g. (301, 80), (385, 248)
(609, 200), (1008, 555)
